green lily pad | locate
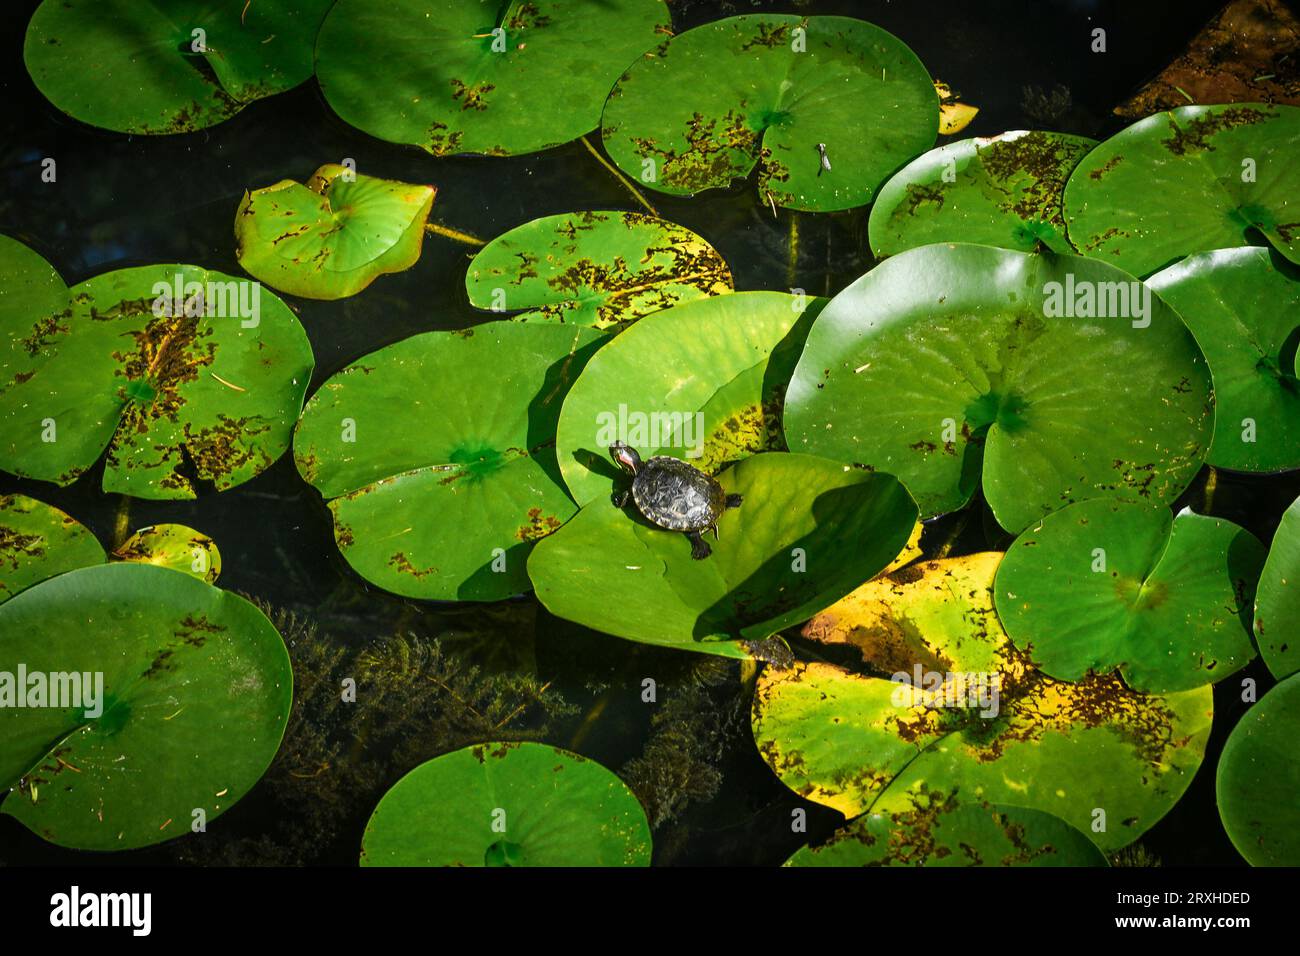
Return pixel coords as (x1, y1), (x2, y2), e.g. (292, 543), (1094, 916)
(0, 562), (292, 850)
(0, 263), (313, 498)
(784, 243), (1213, 533)
(0, 235), (68, 330)
(1255, 494), (1300, 680)
(786, 793), (1107, 867)
(1216, 672), (1300, 865)
(1148, 247), (1300, 472)
(528, 452), (918, 659)
(465, 211), (733, 330)
(316, 0), (671, 156)
(751, 554), (1212, 848)
(235, 164), (436, 300)
(23, 0), (333, 134)
(1063, 103), (1300, 276)
(868, 131), (1097, 257)
(556, 290), (825, 506)
(600, 14), (938, 212)
(360, 741), (651, 866)
(294, 323), (603, 602)
(113, 524), (222, 584)
(995, 498), (1264, 693)
(0, 494), (105, 605)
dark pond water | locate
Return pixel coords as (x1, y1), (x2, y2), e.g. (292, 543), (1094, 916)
(2, 0), (1296, 867)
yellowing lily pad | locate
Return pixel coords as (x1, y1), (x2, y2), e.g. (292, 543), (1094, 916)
(751, 554), (1212, 848)
(235, 164), (436, 300)
(786, 793), (1107, 867)
(466, 211), (732, 329)
(113, 524), (222, 584)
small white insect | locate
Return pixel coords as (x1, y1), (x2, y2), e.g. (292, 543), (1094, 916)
(816, 143), (831, 175)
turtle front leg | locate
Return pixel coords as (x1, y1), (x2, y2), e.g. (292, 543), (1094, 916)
(725, 494), (743, 509)
(688, 530), (712, 560)
(611, 489), (631, 508)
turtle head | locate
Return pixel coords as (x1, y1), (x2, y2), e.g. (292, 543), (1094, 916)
(609, 441), (642, 475)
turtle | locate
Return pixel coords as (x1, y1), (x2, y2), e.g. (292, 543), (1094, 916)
(609, 441), (742, 560)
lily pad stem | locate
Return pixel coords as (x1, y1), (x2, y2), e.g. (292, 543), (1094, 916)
(786, 211), (799, 289)
(580, 135), (659, 216)
(110, 494), (131, 550)
(424, 222), (486, 246)
(1202, 466), (1218, 513)
(567, 684), (615, 750)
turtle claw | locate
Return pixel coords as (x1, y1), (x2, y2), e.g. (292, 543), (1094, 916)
(688, 531), (712, 560)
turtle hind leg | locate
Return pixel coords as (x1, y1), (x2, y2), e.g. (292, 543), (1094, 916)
(688, 530), (712, 560)
(725, 493), (743, 509)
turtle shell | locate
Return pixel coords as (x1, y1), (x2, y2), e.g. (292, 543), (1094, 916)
(631, 456), (725, 531)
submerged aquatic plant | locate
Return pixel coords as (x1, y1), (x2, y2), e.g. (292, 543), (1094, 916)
(173, 605), (576, 866)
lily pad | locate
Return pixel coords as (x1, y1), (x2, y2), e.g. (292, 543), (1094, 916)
(0, 494), (105, 605)
(316, 0), (671, 156)
(1216, 672), (1300, 865)
(294, 323), (603, 602)
(1255, 494), (1300, 680)
(556, 290), (825, 506)
(996, 499), (1264, 693)
(784, 243), (1213, 533)
(1148, 247), (1300, 472)
(465, 210), (733, 330)
(359, 741), (651, 866)
(786, 793), (1107, 867)
(801, 552), (1009, 673)
(600, 14), (938, 212)
(0, 263), (313, 498)
(528, 453), (918, 659)
(0, 562), (292, 850)
(235, 164), (436, 300)
(1063, 103), (1300, 276)
(0, 235), (68, 330)
(113, 524), (222, 584)
(751, 554), (1212, 848)
(868, 131), (1097, 257)
(23, 0), (333, 134)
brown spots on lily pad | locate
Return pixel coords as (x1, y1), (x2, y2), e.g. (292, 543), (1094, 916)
(450, 79), (495, 112)
(389, 552), (438, 579)
(516, 507), (562, 542)
(1162, 104), (1270, 155)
